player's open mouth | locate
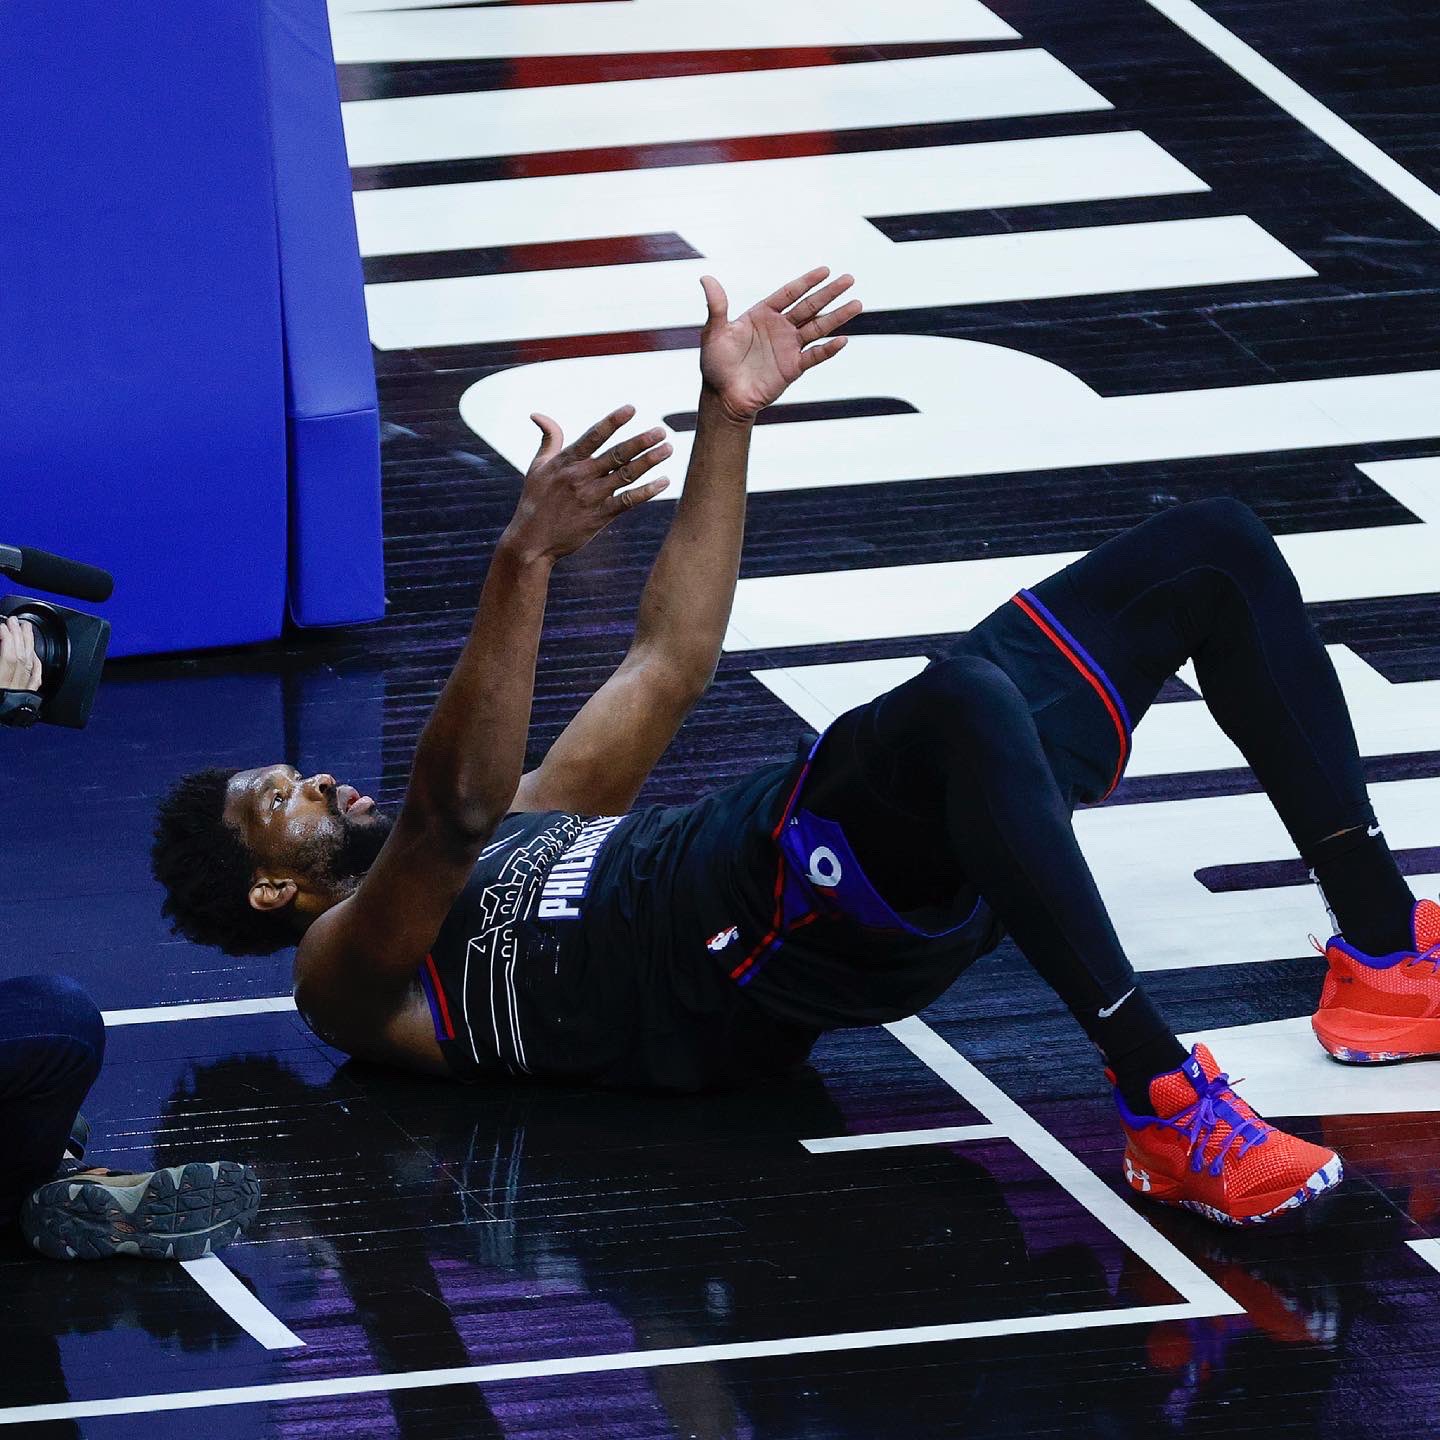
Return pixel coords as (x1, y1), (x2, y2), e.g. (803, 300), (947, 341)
(338, 786), (374, 815)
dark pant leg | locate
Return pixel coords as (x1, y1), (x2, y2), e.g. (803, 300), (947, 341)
(802, 654), (1178, 1068)
(800, 499), (1389, 1076)
(0, 975), (106, 1224)
(1034, 497), (1373, 852)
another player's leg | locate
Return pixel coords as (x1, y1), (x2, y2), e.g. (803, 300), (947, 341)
(805, 653), (1340, 1226)
(1046, 498), (1436, 1065)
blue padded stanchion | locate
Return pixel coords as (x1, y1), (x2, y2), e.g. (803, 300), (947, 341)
(0, 1), (383, 656)
(0, 3), (287, 656)
(262, 0), (385, 630)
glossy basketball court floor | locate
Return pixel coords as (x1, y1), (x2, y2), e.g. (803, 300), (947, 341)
(6, 0), (1440, 1433)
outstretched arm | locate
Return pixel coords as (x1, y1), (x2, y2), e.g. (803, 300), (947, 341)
(297, 406), (671, 1039)
(404, 406), (670, 843)
(514, 266), (861, 816)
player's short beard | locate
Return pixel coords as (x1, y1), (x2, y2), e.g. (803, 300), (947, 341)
(301, 809), (394, 899)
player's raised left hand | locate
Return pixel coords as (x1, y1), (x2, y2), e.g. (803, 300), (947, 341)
(698, 267), (861, 425)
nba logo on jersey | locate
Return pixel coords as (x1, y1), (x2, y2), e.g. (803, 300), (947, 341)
(707, 925), (740, 953)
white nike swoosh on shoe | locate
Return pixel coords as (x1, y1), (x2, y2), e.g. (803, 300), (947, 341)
(1098, 987), (1137, 1020)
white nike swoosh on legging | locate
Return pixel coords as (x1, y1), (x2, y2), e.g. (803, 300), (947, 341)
(1097, 987), (1137, 1020)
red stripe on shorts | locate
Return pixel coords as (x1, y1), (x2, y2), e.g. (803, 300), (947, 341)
(1010, 593), (1129, 800)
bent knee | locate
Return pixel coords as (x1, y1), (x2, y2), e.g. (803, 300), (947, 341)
(1173, 497), (1282, 570)
(1131, 498), (1289, 604)
(0, 974), (106, 1078)
(913, 654), (1032, 744)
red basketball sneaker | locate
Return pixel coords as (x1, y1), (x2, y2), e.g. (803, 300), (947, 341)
(1312, 899), (1440, 1064)
(1113, 1045), (1343, 1226)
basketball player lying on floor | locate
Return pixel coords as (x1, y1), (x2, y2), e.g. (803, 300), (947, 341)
(153, 265), (1431, 1229)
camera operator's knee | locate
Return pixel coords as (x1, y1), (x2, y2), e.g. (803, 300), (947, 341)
(3, 974), (106, 1085)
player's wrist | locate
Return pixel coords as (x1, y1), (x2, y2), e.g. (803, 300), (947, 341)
(698, 382), (759, 429)
(494, 524), (560, 571)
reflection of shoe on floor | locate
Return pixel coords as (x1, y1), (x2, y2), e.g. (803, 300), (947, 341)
(21, 1161), (260, 1261)
(1313, 899), (1440, 1064)
(1113, 1045), (1343, 1227)
(1125, 1239), (1340, 1354)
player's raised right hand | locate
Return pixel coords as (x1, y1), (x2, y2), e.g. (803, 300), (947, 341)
(505, 404), (672, 561)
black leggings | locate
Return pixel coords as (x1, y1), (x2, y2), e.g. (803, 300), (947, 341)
(802, 499), (1373, 1049)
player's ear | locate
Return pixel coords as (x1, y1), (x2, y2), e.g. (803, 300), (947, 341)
(248, 876), (298, 914)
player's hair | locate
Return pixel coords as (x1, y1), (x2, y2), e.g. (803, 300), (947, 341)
(151, 767), (293, 957)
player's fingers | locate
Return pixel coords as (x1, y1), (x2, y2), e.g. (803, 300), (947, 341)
(529, 413), (564, 466)
(609, 476), (670, 513)
(592, 426), (668, 476)
(605, 439), (672, 492)
(798, 336), (848, 373)
(763, 265), (829, 312)
(572, 404), (637, 459)
(699, 274), (729, 325)
(797, 297), (864, 346)
(785, 273), (853, 327)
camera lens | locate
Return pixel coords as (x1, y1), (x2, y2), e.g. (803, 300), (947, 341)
(11, 604), (69, 697)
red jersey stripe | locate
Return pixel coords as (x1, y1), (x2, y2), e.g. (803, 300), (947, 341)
(423, 952), (457, 1041)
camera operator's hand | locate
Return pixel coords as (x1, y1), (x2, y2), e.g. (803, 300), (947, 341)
(0, 616), (41, 693)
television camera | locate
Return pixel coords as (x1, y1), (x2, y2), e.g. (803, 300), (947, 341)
(0, 543), (112, 729)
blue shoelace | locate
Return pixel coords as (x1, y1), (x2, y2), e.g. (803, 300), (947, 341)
(1405, 941), (1440, 972)
(1159, 1070), (1271, 1177)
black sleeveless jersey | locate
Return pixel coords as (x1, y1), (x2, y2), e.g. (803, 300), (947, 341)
(417, 757), (1004, 1094)
(420, 768), (823, 1093)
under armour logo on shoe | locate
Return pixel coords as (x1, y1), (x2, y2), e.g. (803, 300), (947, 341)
(1124, 1156), (1153, 1193)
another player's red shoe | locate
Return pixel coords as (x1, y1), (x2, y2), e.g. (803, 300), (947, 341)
(1113, 1045), (1343, 1227)
(1312, 899), (1440, 1064)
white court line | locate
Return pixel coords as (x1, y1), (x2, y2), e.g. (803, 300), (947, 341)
(366, 215), (1310, 349)
(181, 1256), (306, 1351)
(0, 1026), (1236, 1426)
(754, 657), (929, 734)
(885, 1017), (1240, 1312)
(328, 0), (1016, 64)
(102, 997), (296, 1027)
(344, 53), (1113, 174)
(1146, 0), (1440, 234)
(1408, 1240), (1440, 1276)
(0, 1301), (1224, 1426)
(802, 1123), (1002, 1153)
